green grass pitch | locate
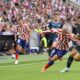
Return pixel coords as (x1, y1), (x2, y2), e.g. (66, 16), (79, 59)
(0, 54), (80, 80)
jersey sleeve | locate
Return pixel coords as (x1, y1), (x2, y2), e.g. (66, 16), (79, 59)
(42, 28), (57, 34)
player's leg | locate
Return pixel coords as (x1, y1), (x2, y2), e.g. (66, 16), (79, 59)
(15, 44), (22, 64)
(15, 39), (23, 64)
(41, 48), (58, 72)
(74, 53), (80, 61)
(66, 48), (77, 69)
(61, 45), (80, 71)
(41, 49), (67, 72)
(60, 55), (73, 72)
(74, 45), (80, 61)
(41, 36), (59, 72)
(41, 54), (59, 72)
(60, 48), (77, 72)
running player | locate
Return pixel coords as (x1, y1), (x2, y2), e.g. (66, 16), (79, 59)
(41, 28), (80, 72)
(48, 13), (63, 56)
(60, 35), (80, 72)
(15, 20), (30, 64)
(60, 17), (80, 72)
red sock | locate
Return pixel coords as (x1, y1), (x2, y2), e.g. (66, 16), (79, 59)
(15, 54), (19, 60)
(44, 63), (50, 69)
(44, 61), (54, 69)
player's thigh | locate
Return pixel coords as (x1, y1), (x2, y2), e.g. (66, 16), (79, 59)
(74, 53), (80, 60)
(16, 39), (23, 51)
(51, 55), (59, 61)
(16, 44), (22, 51)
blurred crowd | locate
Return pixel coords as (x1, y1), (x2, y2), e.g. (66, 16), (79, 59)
(0, 0), (80, 32)
(0, 0), (80, 54)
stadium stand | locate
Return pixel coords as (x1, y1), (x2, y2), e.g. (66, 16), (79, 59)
(0, 0), (80, 55)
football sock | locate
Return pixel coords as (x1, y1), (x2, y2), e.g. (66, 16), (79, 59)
(15, 50), (19, 60)
(44, 61), (54, 69)
(67, 56), (74, 68)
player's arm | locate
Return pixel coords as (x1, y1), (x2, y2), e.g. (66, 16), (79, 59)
(42, 28), (57, 34)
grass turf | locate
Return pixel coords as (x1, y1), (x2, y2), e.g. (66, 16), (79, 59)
(0, 54), (80, 80)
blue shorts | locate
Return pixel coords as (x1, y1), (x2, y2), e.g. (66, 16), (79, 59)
(16, 38), (27, 50)
(50, 48), (68, 58)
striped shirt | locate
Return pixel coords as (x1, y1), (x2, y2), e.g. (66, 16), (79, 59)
(18, 24), (30, 40)
(10, 24), (30, 40)
(43, 28), (80, 50)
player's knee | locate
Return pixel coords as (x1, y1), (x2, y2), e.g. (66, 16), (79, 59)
(74, 57), (80, 61)
(51, 55), (59, 61)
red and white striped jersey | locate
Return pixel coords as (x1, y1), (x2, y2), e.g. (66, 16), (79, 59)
(18, 24), (30, 40)
(43, 28), (80, 50)
(10, 24), (30, 40)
